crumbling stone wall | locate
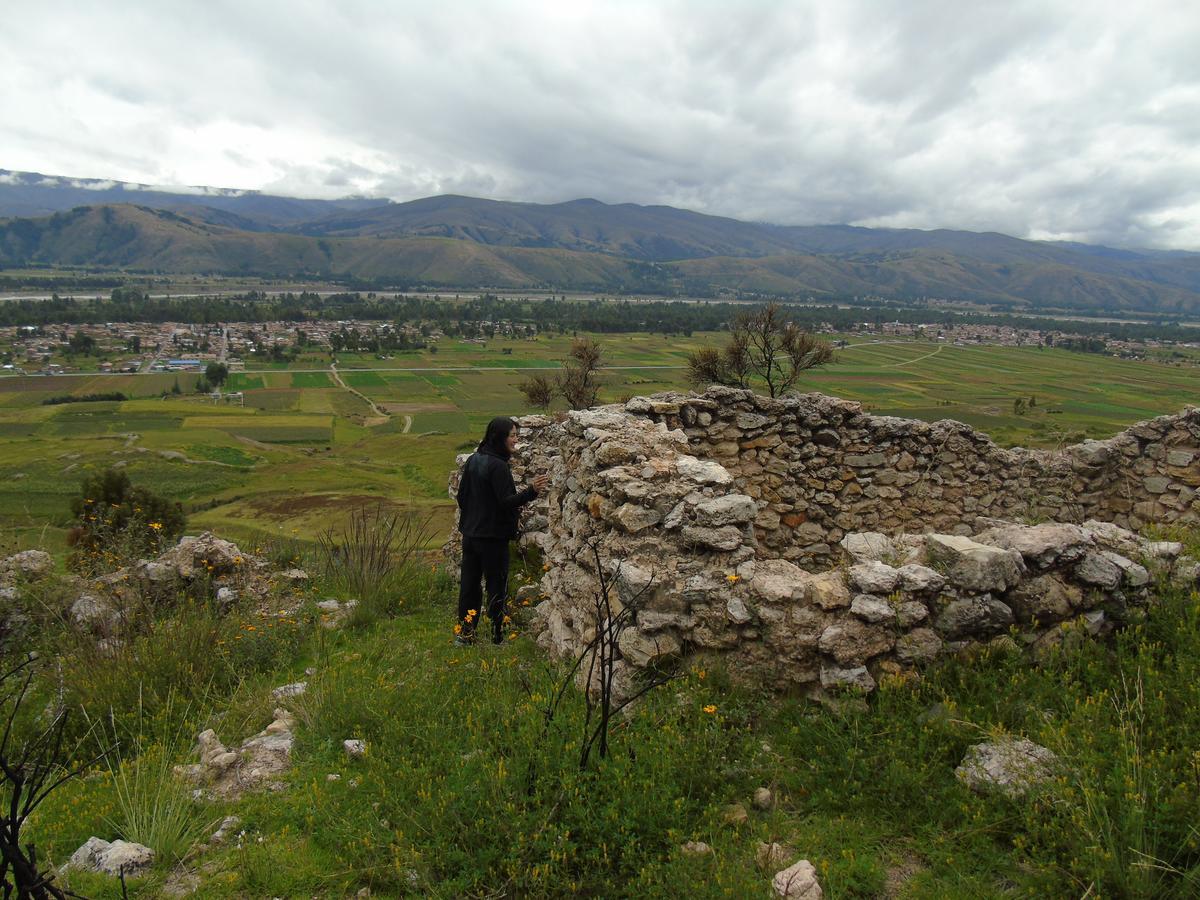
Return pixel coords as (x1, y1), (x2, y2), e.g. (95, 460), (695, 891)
(444, 390), (1199, 695)
(622, 387), (1199, 568)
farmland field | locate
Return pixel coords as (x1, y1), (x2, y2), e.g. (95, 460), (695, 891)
(1, 333), (1196, 553)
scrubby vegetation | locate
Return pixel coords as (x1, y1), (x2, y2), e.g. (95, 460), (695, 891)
(3, 525), (1198, 897)
(41, 392), (129, 405)
(68, 469), (186, 571)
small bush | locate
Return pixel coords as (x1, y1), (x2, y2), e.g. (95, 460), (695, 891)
(68, 469), (186, 572)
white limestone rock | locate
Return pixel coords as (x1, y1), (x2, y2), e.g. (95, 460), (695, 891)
(926, 534), (1023, 593)
(848, 560), (900, 594)
(694, 494), (758, 527)
(676, 454), (733, 485)
(618, 628), (682, 667)
(66, 837), (155, 877)
(820, 664), (875, 693)
(750, 558), (808, 603)
(772, 859), (823, 899)
(935, 596), (1014, 640)
(896, 564), (945, 593)
(955, 738), (1058, 797)
(974, 522), (1093, 569)
(839, 532), (895, 564)
(850, 594), (896, 624)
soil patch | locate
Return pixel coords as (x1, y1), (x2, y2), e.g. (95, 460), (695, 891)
(252, 493), (403, 518)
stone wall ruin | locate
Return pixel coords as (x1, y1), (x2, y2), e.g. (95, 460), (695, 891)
(448, 388), (1200, 695)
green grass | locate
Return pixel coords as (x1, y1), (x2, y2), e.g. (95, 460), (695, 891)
(290, 372), (333, 389)
(1, 334), (1198, 547)
(15, 541), (1200, 897)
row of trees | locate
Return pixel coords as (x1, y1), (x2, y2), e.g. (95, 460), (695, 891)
(7, 289), (1195, 344)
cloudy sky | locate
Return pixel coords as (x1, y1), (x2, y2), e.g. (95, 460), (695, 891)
(3, 0), (1199, 249)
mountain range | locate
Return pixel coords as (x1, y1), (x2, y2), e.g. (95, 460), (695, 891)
(2, 169), (1199, 315)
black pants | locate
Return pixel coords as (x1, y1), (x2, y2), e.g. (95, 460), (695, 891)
(458, 536), (510, 642)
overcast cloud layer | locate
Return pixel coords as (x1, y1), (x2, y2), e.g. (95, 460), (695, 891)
(3, 0), (1199, 249)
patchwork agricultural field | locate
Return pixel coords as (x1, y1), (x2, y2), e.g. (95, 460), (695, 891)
(1, 333), (1195, 555)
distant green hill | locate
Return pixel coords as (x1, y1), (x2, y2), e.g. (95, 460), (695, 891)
(2, 201), (1199, 314)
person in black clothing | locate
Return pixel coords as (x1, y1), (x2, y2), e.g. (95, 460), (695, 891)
(456, 416), (548, 644)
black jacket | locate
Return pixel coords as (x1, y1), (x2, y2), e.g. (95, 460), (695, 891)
(457, 447), (537, 540)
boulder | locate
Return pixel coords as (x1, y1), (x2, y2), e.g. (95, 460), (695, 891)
(772, 859), (823, 899)
(820, 664), (875, 693)
(895, 601), (929, 627)
(726, 597), (753, 625)
(66, 837), (155, 878)
(0, 549), (52, 580)
(752, 786), (774, 810)
(681, 525), (744, 551)
(1099, 551), (1150, 589)
(850, 594), (895, 624)
(1006, 575), (1081, 623)
(1080, 520), (1142, 557)
(975, 522), (1093, 569)
(895, 564), (945, 593)
(926, 535), (1023, 593)
(158, 532), (252, 578)
(676, 455), (733, 485)
(955, 738), (1058, 797)
(176, 708), (296, 800)
(1074, 552), (1122, 589)
(612, 503), (662, 533)
(71, 593), (120, 633)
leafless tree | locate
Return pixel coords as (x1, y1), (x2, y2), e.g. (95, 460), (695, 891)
(517, 540), (682, 792)
(1, 655), (99, 899)
(517, 374), (555, 411)
(686, 303), (833, 397)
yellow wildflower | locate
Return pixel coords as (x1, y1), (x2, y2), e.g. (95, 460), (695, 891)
(702, 704), (717, 714)
(725, 574), (740, 584)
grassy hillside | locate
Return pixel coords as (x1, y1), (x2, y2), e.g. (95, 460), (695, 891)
(4, 203), (1200, 312)
(9, 515), (1200, 897)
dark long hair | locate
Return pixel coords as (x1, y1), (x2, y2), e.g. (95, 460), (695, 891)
(478, 416), (517, 459)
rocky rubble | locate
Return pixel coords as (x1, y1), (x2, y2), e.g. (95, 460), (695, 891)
(479, 391), (1200, 698)
(174, 707), (297, 800)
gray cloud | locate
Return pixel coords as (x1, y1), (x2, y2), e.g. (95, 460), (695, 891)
(2, 0), (1198, 249)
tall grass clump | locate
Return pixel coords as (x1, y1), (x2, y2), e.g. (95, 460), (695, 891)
(95, 695), (220, 865)
(316, 502), (436, 622)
